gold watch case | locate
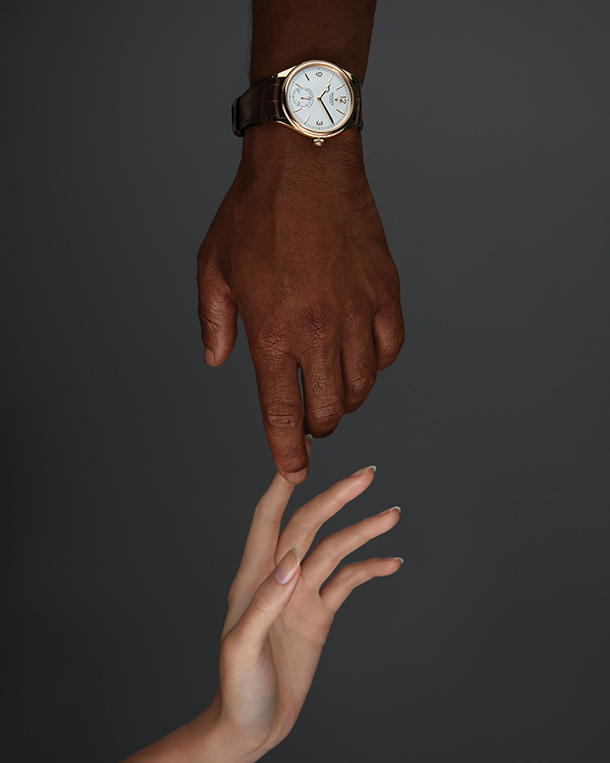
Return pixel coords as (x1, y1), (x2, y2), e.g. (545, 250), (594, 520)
(277, 60), (362, 143)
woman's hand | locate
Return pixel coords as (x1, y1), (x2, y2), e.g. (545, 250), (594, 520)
(211, 437), (402, 760)
(122, 438), (402, 762)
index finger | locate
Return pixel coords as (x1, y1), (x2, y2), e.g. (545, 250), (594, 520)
(239, 435), (313, 576)
(254, 349), (309, 484)
(226, 436), (312, 629)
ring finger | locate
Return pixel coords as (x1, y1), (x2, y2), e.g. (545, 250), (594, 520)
(301, 506), (401, 588)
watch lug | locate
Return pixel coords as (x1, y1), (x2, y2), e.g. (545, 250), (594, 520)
(276, 66), (293, 78)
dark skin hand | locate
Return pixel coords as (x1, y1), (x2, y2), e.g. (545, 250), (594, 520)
(197, 0), (404, 483)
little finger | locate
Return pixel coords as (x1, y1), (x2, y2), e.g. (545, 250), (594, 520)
(320, 556), (403, 614)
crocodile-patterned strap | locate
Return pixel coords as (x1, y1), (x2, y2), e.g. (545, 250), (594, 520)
(232, 78), (283, 137)
(232, 74), (363, 137)
(352, 80), (363, 129)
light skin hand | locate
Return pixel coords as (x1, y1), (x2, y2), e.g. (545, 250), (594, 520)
(212, 440), (402, 759)
(121, 438), (402, 763)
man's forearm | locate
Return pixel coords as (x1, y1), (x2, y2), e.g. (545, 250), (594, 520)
(250, 0), (377, 84)
(198, 0), (403, 482)
(243, 1), (376, 172)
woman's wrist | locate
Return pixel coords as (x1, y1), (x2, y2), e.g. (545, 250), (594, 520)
(121, 694), (266, 763)
(185, 693), (269, 763)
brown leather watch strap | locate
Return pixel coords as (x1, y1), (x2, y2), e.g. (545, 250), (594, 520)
(352, 82), (363, 129)
(232, 78), (283, 137)
(232, 70), (364, 137)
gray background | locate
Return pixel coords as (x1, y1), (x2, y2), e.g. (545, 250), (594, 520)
(2, 1), (609, 761)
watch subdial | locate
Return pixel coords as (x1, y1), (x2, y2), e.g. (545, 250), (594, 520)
(290, 86), (314, 112)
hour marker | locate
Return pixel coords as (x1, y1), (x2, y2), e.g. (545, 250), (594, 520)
(304, 115), (310, 123)
(294, 107), (302, 112)
(304, 72), (310, 81)
(336, 109), (345, 115)
(336, 84), (344, 89)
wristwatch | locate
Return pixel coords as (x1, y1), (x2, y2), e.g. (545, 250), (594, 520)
(232, 60), (363, 146)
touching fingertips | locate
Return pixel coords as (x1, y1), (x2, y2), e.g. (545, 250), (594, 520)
(274, 547), (301, 585)
(349, 464), (377, 478)
(304, 433), (313, 457)
(285, 467), (308, 485)
(203, 345), (215, 365)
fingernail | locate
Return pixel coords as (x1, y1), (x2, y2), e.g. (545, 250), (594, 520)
(304, 433), (313, 443)
(274, 548), (301, 584)
(204, 346), (215, 365)
(285, 467), (308, 484)
(393, 557), (405, 565)
(350, 465), (377, 477)
(304, 434), (313, 457)
(377, 505), (401, 517)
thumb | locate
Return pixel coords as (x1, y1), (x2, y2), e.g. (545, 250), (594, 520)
(232, 549), (301, 653)
(197, 266), (238, 367)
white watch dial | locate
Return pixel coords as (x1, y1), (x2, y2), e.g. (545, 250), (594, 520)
(284, 63), (353, 134)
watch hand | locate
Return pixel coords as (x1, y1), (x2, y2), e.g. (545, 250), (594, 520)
(317, 85), (334, 125)
(320, 98), (334, 124)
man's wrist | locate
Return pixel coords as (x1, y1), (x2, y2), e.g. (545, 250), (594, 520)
(240, 123), (365, 180)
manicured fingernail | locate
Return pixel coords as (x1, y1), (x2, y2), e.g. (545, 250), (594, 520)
(285, 467), (308, 484)
(274, 548), (301, 584)
(304, 433), (313, 443)
(393, 557), (405, 565)
(304, 434), (313, 457)
(350, 465), (377, 477)
(204, 346), (215, 365)
(377, 506), (401, 517)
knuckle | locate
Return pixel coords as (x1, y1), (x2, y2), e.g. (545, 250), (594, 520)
(252, 586), (274, 615)
(220, 627), (240, 658)
(381, 329), (405, 360)
(374, 260), (400, 294)
(263, 401), (302, 433)
(255, 330), (289, 355)
(308, 400), (343, 428)
(343, 303), (363, 329)
(305, 311), (332, 343)
(346, 372), (376, 397)
(317, 536), (344, 566)
(197, 304), (222, 335)
(336, 566), (358, 593)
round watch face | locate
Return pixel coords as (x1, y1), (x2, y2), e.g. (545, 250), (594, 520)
(283, 61), (354, 137)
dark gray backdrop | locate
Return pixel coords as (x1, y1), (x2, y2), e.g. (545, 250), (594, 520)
(2, 1), (609, 761)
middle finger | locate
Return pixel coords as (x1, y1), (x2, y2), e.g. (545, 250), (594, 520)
(275, 466), (376, 564)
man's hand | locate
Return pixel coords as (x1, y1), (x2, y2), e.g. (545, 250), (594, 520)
(197, 125), (404, 483)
